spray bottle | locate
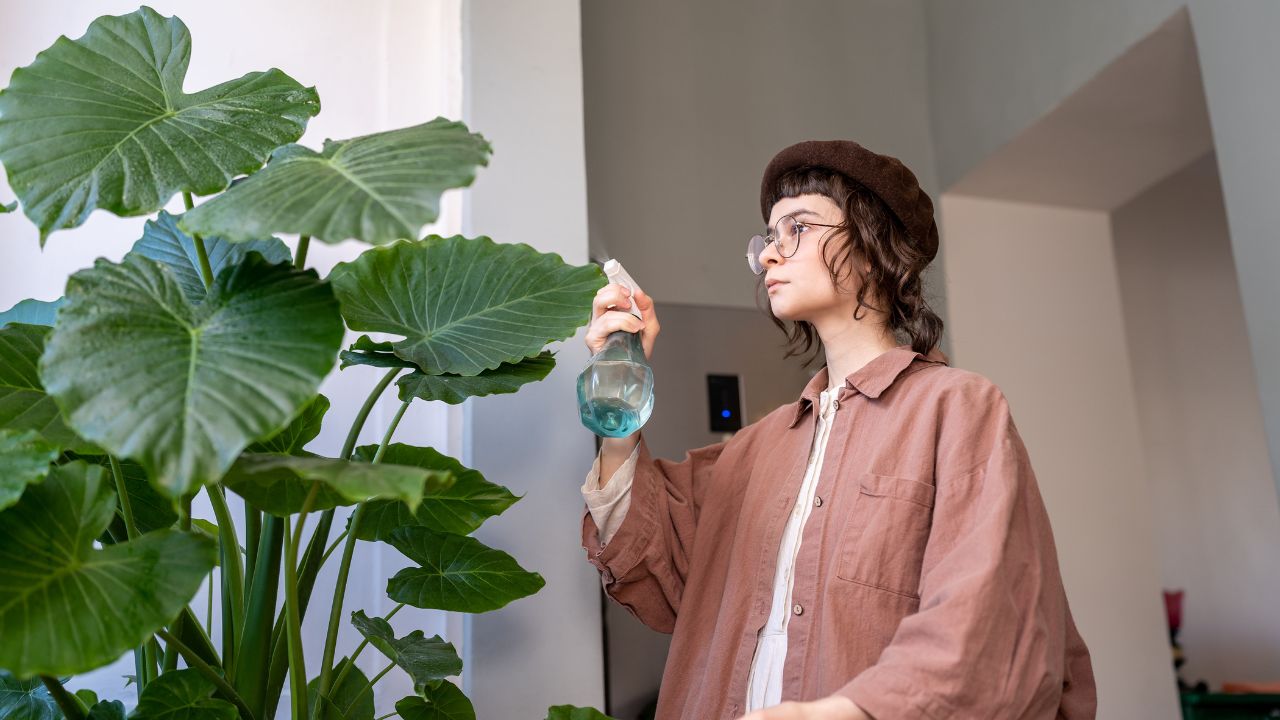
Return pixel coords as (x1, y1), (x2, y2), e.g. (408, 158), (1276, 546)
(577, 260), (655, 437)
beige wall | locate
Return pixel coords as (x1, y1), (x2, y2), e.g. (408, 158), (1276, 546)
(1112, 152), (1280, 686)
(941, 194), (1180, 719)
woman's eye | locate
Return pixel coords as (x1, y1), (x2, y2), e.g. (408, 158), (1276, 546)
(795, 223), (809, 234)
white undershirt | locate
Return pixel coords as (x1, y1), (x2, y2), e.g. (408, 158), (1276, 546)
(582, 386), (841, 713)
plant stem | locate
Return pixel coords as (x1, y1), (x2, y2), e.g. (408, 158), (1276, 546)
(295, 236), (311, 268)
(316, 399), (411, 719)
(183, 192), (214, 290)
(207, 485), (244, 671)
(245, 505), (262, 583)
(207, 570), (215, 638)
(162, 612), (183, 672)
(156, 628), (257, 720)
(341, 369), (402, 460)
(39, 676), (86, 720)
(347, 662), (394, 710)
(374, 713), (396, 720)
(282, 516), (308, 720)
(109, 456), (139, 539)
(320, 530), (348, 566)
(332, 603), (404, 690)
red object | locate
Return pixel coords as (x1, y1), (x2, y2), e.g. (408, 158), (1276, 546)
(1164, 589), (1184, 633)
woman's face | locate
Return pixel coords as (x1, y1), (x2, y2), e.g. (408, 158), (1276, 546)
(760, 193), (862, 324)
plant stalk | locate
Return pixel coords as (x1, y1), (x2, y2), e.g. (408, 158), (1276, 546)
(315, 399), (411, 719)
(295, 236), (311, 268)
(157, 628), (257, 720)
(282, 516), (309, 720)
(109, 456), (139, 539)
(38, 676), (86, 720)
(208, 484), (244, 672)
(347, 662), (394, 710)
(341, 369), (401, 460)
(183, 192), (215, 290)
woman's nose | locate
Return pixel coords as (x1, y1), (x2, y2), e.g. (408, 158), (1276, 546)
(759, 240), (783, 267)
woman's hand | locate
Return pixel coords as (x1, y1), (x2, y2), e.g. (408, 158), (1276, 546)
(585, 282), (660, 360)
(736, 696), (871, 720)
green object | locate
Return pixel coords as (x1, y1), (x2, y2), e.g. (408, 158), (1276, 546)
(395, 684), (475, 720)
(0, 324), (89, 450)
(0, 462), (216, 676)
(0, 428), (58, 512)
(180, 120), (490, 245)
(306, 657), (373, 720)
(396, 352), (557, 405)
(1180, 692), (1280, 720)
(0, 298), (65, 329)
(0, 670), (60, 720)
(41, 253), (345, 498)
(248, 395), (330, 456)
(0, 7), (318, 242)
(329, 235), (604, 375)
(386, 527), (545, 613)
(546, 706), (619, 720)
(351, 444), (517, 538)
(131, 669), (237, 720)
(350, 611), (462, 693)
(222, 453), (451, 516)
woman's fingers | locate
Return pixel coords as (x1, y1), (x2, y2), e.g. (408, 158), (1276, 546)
(592, 284), (634, 321)
(632, 288), (660, 360)
(584, 309), (646, 355)
(586, 284), (659, 360)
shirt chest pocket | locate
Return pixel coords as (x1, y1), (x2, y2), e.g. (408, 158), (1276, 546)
(835, 472), (935, 599)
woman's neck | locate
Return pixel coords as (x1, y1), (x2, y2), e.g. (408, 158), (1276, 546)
(817, 319), (899, 393)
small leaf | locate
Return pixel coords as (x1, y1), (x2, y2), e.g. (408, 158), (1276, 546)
(0, 428), (59, 512)
(0, 462), (217, 676)
(307, 657), (373, 720)
(84, 456), (179, 535)
(545, 706), (618, 720)
(0, 670), (59, 720)
(395, 684), (475, 720)
(0, 323), (91, 450)
(329, 236), (604, 376)
(0, 6), (320, 241)
(247, 394), (330, 455)
(223, 453), (452, 517)
(351, 444), (516, 537)
(86, 700), (126, 720)
(74, 689), (98, 708)
(396, 352), (555, 405)
(40, 254), (345, 497)
(350, 610), (462, 693)
(386, 526), (544, 613)
(0, 298), (65, 329)
(0, 201), (14, 214)
(127, 211), (291, 303)
(180, 119), (491, 245)
(131, 668), (236, 720)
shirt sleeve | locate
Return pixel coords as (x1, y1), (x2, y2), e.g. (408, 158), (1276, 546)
(835, 380), (1097, 719)
(581, 441), (641, 545)
(581, 431), (728, 633)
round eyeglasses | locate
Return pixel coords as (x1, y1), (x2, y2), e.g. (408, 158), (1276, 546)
(745, 214), (842, 275)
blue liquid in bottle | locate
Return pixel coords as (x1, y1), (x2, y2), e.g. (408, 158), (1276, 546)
(577, 330), (655, 437)
(578, 259), (655, 437)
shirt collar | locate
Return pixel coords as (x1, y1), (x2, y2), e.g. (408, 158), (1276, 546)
(788, 343), (950, 428)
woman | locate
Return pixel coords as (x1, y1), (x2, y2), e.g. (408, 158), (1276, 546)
(580, 140), (1096, 720)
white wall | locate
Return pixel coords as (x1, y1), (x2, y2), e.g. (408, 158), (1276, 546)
(461, 0), (607, 717)
(0, 0), (465, 713)
(1112, 152), (1280, 687)
(940, 194), (1180, 719)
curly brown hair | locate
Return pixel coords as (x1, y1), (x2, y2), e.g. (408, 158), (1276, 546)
(759, 166), (944, 366)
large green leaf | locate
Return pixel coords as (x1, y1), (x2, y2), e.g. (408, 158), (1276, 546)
(131, 669), (236, 720)
(247, 394), (329, 455)
(0, 671), (59, 720)
(545, 707), (617, 720)
(351, 444), (516, 538)
(395, 684), (475, 720)
(0, 462), (217, 676)
(307, 657), (373, 720)
(0, 324), (87, 450)
(339, 336), (418, 370)
(223, 453), (451, 517)
(385, 527), (544, 613)
(86, 701), (126, 720)
(40, 253), (344, 497)
(0, 429), (59, 512)
(88, 456), (178, 534)
(350, 610), (462, 693)
(179, 119), (490, 245)
(396, 352), (556, 405)
(0, 6), (320, 242)
(128, 211), (291, 303)
(0, 298), (65, 329)
(329, 236), (604, 376)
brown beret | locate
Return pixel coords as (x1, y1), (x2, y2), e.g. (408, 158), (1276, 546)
(759, 140), (938, 262)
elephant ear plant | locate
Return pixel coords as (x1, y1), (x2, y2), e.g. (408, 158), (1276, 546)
(0, 7), (615, 720)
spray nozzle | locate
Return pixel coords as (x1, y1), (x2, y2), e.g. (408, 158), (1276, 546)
(603, 259), (643, 320)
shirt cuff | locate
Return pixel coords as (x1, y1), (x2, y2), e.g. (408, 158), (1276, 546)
(581, 442), (640, 545)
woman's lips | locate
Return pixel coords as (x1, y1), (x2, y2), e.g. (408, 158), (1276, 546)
(767, 280), (786, 292)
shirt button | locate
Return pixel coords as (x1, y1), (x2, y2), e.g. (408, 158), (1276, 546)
(813, 495), (823, 507)
(831, 399), (839, 410)
(792, 603), (804, 616)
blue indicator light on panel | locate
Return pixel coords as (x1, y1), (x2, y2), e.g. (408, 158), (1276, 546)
(721, 409), (731, 418)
